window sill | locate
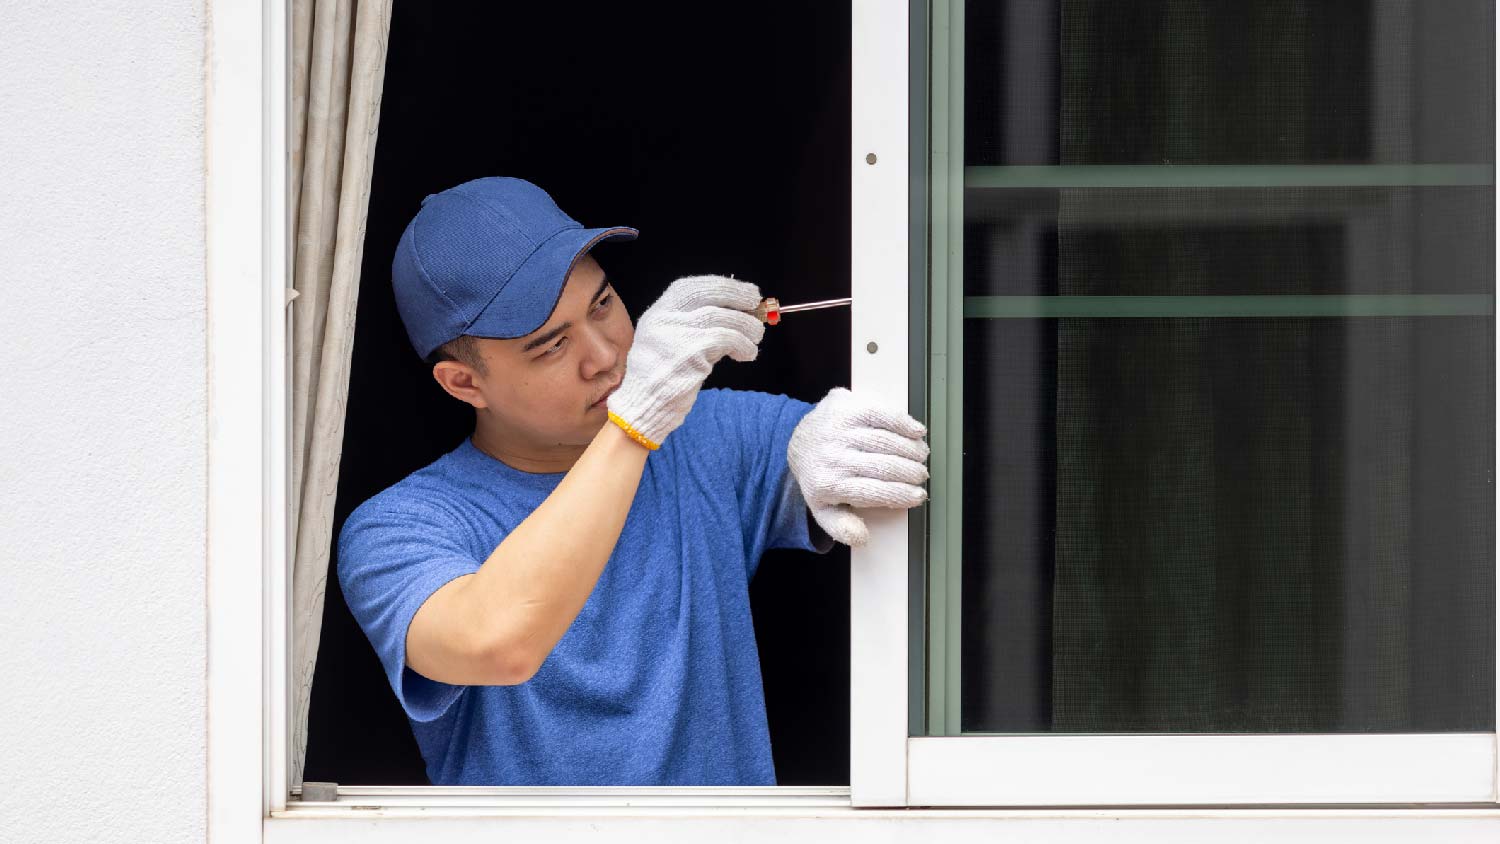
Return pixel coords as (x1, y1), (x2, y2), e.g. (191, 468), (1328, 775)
(279, 785), (850, 812)
(266, 802), (1500, 843)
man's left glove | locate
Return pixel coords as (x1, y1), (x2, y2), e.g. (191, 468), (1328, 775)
(787, 387), (930, 547)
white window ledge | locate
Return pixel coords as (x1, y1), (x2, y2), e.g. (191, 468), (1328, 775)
(266, 805), (1500, 844)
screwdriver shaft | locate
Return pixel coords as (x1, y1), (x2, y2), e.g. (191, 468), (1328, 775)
(777, 297), (852, 314)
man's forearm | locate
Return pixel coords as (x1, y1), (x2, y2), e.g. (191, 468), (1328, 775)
(408, 422), (648, 686)
(460, 423), (649, 679)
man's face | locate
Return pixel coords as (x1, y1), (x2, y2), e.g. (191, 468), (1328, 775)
(451, 255), (634, 450)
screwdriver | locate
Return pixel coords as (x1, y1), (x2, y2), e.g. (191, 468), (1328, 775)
(725, 274), (852, 325)
(753, 296), (852, 325)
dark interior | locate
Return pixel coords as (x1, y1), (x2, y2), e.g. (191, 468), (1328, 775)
(304, 0), (854, 785)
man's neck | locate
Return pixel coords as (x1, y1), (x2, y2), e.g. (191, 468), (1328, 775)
(470, 418), (591, 475)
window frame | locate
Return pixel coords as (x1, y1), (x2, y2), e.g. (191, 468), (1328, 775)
(848, 0), (1500, 809)
(206, 0), (1500, 838)
(206, 0), (864, 833)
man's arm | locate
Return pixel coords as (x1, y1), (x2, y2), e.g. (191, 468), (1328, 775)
(407, 422), (648, 685)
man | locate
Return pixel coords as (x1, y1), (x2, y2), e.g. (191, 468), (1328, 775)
(338, 176), (929, 786)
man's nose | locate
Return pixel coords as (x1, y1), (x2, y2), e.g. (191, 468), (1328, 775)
(579, 326), (620, 380)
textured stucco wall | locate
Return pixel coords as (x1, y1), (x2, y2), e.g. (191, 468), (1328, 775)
(0, 2), (207, 841)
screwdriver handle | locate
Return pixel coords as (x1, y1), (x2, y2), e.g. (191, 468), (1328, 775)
(754, 297), (782, 325)
(727, 276), (781, 326)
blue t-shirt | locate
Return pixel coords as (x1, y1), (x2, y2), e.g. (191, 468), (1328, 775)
(337, 388), (829, 786)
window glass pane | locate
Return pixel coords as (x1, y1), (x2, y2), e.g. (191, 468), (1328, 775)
(966, 0), (1493, 166)
(966, 187), (1494, 297)
(962, 316), (1494, 733)
(922, 0), (1496, 735)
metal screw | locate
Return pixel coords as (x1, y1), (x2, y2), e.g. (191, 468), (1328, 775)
(866, 341), (879, 354)
(866, 153), (877, 165)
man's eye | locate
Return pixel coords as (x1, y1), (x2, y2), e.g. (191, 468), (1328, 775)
(535, 291), (612, 358)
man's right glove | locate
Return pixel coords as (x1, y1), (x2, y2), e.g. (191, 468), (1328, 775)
(606, 275), (765, 450)
(787, 387), (930, 546)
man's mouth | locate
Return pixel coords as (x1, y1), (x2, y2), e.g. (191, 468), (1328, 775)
(589, 381), (622, 409)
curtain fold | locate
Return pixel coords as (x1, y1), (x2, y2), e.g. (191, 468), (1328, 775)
(289, 0), (392, 786)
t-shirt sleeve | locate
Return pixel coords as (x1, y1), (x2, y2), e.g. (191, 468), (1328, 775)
(336, 494), (482, 723)
(702, 389), (834, 573)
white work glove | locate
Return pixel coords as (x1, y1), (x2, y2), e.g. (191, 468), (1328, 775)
(787, 387), (930, 547)
(606, 274), (765, 449)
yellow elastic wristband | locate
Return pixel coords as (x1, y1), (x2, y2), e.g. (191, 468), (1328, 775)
(607, 411), (661, 451)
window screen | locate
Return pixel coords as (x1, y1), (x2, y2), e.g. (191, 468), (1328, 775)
(925, 0), (1496, 735)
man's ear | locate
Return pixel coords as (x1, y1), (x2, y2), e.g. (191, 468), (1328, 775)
(431, 361), (490, 409)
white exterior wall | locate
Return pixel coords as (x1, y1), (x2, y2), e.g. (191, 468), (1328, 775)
(0, 2), (207, 842)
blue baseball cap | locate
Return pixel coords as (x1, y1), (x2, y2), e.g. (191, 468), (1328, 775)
(390, 176), (639, 360)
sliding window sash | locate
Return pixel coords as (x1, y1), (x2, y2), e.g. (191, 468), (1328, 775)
(848, 0), (1500, 808)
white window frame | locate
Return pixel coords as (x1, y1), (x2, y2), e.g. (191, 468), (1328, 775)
(206, 0), (1500, 838)
(848, 0), (1500, 811)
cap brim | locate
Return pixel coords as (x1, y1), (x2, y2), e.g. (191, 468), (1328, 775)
(463, 225), (638, 340)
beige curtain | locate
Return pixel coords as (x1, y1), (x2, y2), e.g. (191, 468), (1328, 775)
(289, 0), (392, 786)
